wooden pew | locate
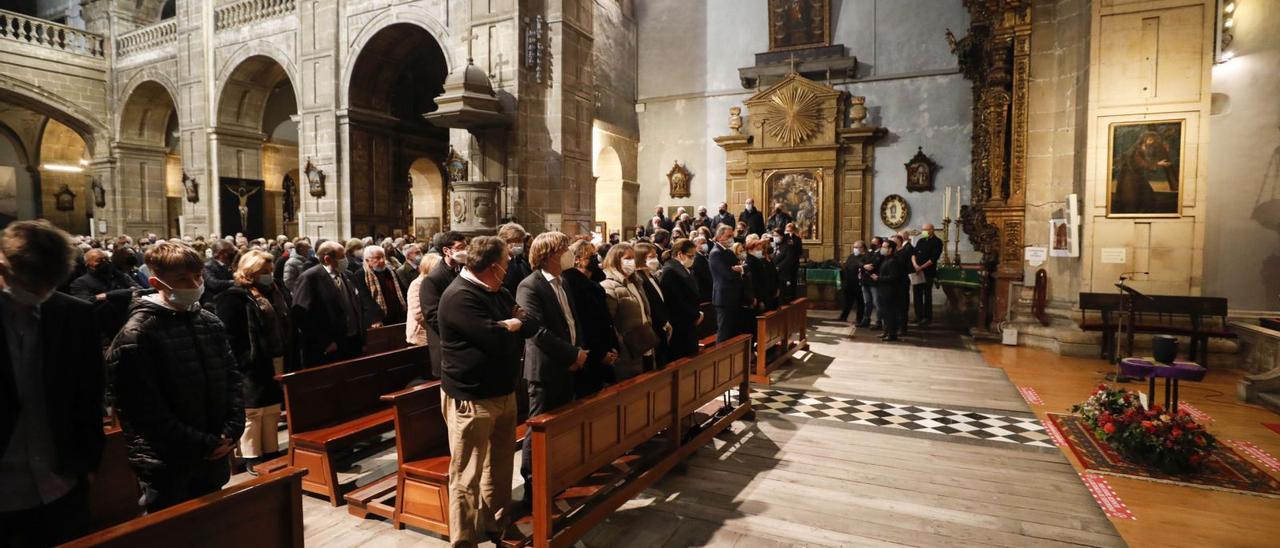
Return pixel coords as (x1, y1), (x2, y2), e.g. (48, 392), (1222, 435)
(364, 322), (410, 354)
(514, 334), (753, 548)
(1078, 292), (1234, 364)
(61, 468), (307, 548)
(277, 345), (427, 504)
(696, 301), (717, 348)
(750, 297), (809, 385)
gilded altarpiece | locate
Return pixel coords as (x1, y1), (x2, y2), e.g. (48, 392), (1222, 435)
(952, 0), (1032, 325)
(715, 74), (885, 263)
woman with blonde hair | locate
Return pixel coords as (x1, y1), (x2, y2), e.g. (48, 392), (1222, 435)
(599, 242), (654, 379)
(404, 252), (442, 347)
(212, 249), (296, 474)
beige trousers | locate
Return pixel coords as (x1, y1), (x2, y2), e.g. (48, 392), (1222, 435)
(442, 390), (516, 547)
(239, 404), (281, 459)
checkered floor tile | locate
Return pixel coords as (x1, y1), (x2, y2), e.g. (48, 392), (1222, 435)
(753, 388), (1055, 448)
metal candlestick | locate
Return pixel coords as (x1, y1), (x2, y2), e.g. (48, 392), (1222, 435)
(940, 218), (952, 265)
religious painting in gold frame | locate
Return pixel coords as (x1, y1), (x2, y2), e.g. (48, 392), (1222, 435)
(764, 168), (822, 243)
(768, 0), (831, 52)
(1106, 119), (1184, 218)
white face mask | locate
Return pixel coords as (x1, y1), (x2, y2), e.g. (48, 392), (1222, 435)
(510, 244), (524, 256)
(621, 258), (637, 276)
(880, 248), (891, 256)
(451, 250), (468, 266)
(853, 248), (864, 256)
(646, 257), (660, 271)
(335, 258), (350, 272)
(751, 250), (764, 259)
(255, 273), (274, 287)
(154, 277), (204, 309)
(772, 236), (783, 245)
(559, 252), (575, 271)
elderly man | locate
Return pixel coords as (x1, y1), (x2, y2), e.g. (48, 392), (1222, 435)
(438, 236), (531, 545)
(69, 249), (140, 344)
(652, 204), (673, 231)
(693, 206), (714, 233)
(282, 238), (315, 293)
(396, 243), (423, 293)
(713, 202), (735, 231)
(498, 223), (531, 297)
(739, 198), (765, 236)
(515, 232), (586, 504)
(911, 223), (944, 326)
(202, 238), (237, 303)
(292, 241), (367, 366)
(709, 225), (747, 342)
(353, 245), (406, 328)
(0, 221), (105, 545)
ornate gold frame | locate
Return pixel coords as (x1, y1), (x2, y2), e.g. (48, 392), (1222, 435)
(767, 0), (832, 52)
(763, 167), (824, 244)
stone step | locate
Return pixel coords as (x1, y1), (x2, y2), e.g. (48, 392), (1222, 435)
(1259, 392), (1280, 415)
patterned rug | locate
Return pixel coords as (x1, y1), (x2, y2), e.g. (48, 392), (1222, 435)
(1048, 413), (1280, 498)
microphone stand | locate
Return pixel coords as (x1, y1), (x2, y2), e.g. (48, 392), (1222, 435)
(1104, 273), (1152, 383)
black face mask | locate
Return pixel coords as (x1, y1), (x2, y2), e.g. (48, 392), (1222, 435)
(93, 262), (113, 276)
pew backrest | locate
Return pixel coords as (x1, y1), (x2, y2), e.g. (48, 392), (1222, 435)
(278, 345), (427, 434)
(62, 468), (306, 548)
(381, 381), (449, 465)
(365, 322), (410, 354)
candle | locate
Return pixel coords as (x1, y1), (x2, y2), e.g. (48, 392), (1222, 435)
(955, 186), (962, 219)
(944, 187), (952, 220)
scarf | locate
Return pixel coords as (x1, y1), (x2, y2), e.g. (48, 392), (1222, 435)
(364, 266), (406, 316)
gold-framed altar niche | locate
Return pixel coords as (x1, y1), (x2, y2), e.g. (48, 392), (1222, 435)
(1105, 118), (1185, 218)
(763, 167), (824, 243)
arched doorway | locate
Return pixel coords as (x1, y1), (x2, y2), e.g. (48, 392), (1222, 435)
(37, 119), (89, 234)
(0, 123), (35, 226)
(346, 23), (448, 239)
(408, 157), (445, 240)
(117, 80), (178, 236)
(594, 146), (623, 238)
(216, 55), (298, 238)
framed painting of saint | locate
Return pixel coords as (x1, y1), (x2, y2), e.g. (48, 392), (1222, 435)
(1107, 120), (1183, 217)
(764, 168), (822, 242)
(768, 0), (831, 52)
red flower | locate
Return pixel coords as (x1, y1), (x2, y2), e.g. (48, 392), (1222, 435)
(1172, 427), (1183, 438)
(1103, 423), (1116, 434)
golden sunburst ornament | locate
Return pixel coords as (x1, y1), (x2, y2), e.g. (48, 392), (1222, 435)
(766, 86), (823, 146)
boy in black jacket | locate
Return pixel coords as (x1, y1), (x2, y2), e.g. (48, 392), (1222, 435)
(107, 241), (244, 512)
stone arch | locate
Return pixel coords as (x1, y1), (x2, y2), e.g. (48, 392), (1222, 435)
(117, 68), (180, 125)
(214, 41), (300, 117)
(0, 73), (107, 157)
(340, 6), (454, 110)
(409, 157), (445, 226)
(0, 122), (36, 223)
(595, 146), (624, 236)
(117, 80), (178, 147)
(215, 54), (296, 133)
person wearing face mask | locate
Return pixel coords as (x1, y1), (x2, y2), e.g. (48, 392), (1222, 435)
(344, 239), (365, 274)
(694, 205), (714, 233)
(421, 231), (468, 378)
(282, 238), (315, 294)
(691, 235), (714, 302)
(600, 242), (653, 379)
(352, 245), (406, 328)
(201, 238), (238, 304)
(714, 202), (736, 232)
(395, 243), (422, 295)
(561, 240), (619, 397)
(633, 242), (671, 370)
(911, 223), (944, 327)
(69, 248), (141, 345)
(739, 198), (766, 236)
(743, 236), (770, 312)
(869, 239), (904, 341)
(895, 231), (915, 335)
(107, 241), (245, 512)
(709, 225), (748, 342)
(498, 223), (532, 296)
(404, 252), (442, 348)
(659, 239), (705, 360)
(772, 227), (800, 302)
(0, 221), (105, 545)
(438, 236), (531, 545)
(515, 232), (589, 504)
(291, 240), (367, 367)
(766, 202), (794, 234)
(838, 241), (868, 324)
(213, 250), (295, 475)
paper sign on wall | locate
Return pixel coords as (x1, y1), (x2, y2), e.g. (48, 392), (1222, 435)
(1025, 247), (1047, 267)
(1100, 247), (1127, 264)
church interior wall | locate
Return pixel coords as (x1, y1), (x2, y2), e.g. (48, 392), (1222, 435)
(635, 0), (974, 255)
(1203, 0), (1280, 313)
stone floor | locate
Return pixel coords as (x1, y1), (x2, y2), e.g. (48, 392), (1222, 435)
(234, 311), (1126, 547)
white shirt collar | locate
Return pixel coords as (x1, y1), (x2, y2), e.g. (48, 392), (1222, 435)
(460, 267), (497, 292)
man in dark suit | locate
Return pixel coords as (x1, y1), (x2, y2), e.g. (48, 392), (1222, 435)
(709, 225), (747, 342)
(838, 241), (869, 324)
(713, 202), (736, 231)
(772, 227), (800, 303)
(420, 231), (466, 377)
(201, 239), (237, 303)
(766, 202), (794, 234)
(739, 198), (765, 236)
(69, 248), (140, 344)
(634, 243), (670, 369)
(660, 239), (704, 360)
(691, 235), (714, 302)
(499, 223), (531, 296)
(515, 232), (587, 501)
(291, 241), (367, 367)
(911, 223), (944, 326)
(652, 205), (674, 231)
(0, 220), (105, 546)
(895, 231), (915, 335)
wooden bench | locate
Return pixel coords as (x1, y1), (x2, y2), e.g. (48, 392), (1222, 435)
(751, 298), (809, 384)
(346, 381), (530, 535)
(277, 345), (427, 504)
(88, 427), (142, 532)
(62, 468), (306, 548)
(696, 301), (717, 348)
(1078, 292), (1235, 365)
(511, 334), (753, 548)
(365, 322), (410, 354)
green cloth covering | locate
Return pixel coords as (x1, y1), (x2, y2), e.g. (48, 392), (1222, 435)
(937, 266), (982, 288)
(805, 267), (841, 290)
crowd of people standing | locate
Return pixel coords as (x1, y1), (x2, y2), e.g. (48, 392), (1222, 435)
(0, 199), (938, 546)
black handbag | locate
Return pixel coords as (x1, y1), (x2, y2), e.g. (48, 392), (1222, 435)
(622, 324), (659, 357)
